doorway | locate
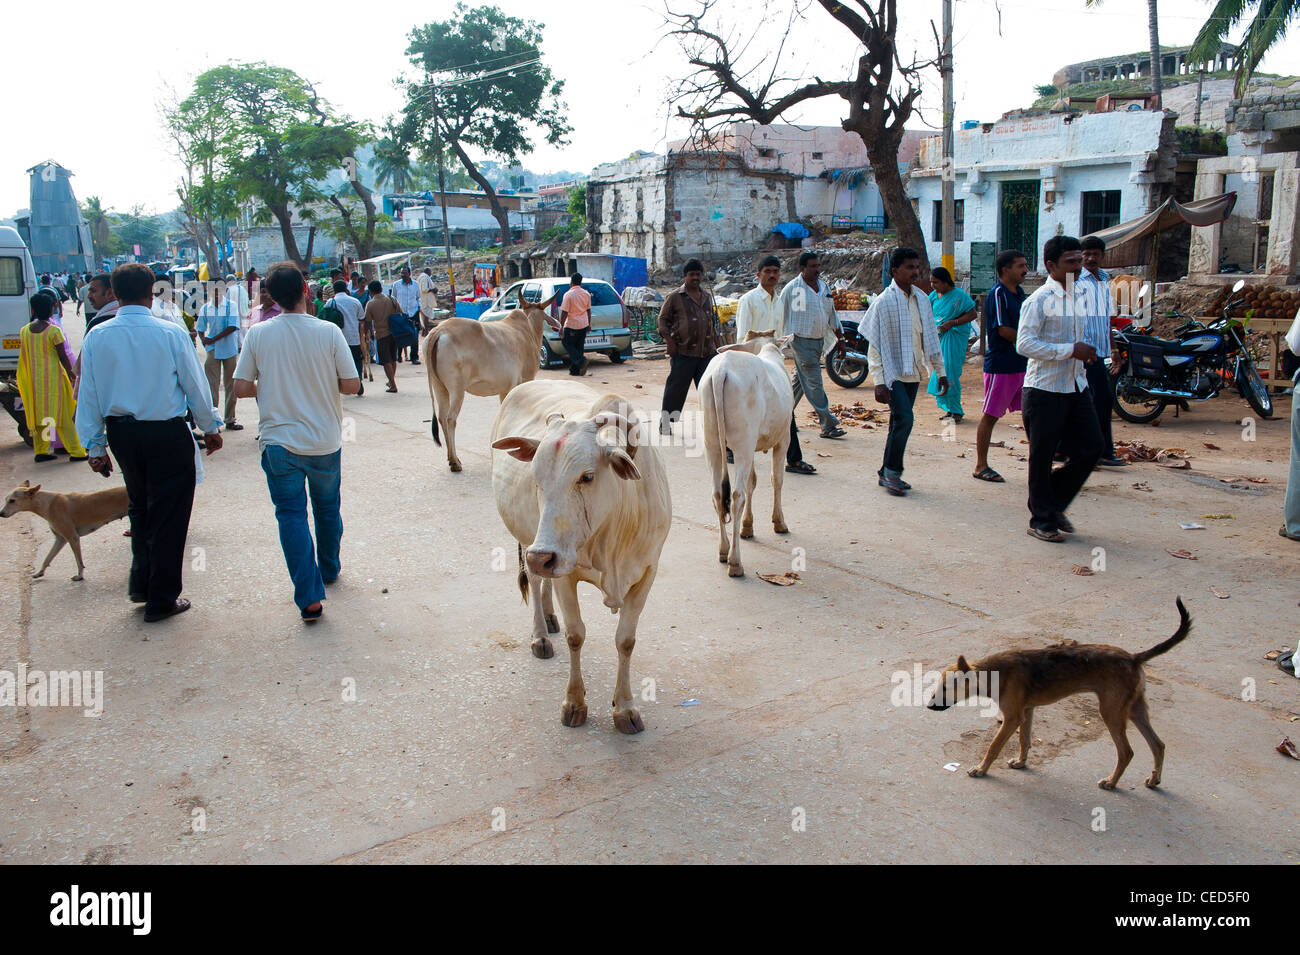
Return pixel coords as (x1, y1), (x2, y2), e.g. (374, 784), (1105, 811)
(999, 180), (1041, 270)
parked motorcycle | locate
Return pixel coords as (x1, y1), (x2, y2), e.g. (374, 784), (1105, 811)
(1110, 279), (1273, 424)
(824, 318), (871, 388)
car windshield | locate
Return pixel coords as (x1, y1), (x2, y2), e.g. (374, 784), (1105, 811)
(582, 283), (620, 307)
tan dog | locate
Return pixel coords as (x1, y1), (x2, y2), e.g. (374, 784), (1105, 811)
(927, 597), (1191, 789)
(1, 481), (129, 581)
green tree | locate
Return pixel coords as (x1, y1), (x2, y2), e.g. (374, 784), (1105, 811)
(162, 82), (238, 273)
(179, 63), (364, 269)
(399, 3), (571, 251)
(80, 196), (112, 254)
(369, 135), (413, 193)
(1191, 0), (1299, 98)
(110, 206), (168, 261)
(1085, 0), (1163, 101)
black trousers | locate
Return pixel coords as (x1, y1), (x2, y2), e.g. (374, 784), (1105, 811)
(881, 380), (919, 478)
(348, 344), (365, 394)
(562, 326), (588, 374)
(105, 417), (196, 613)
(787, 416), (803, 465)
(1022, 386), (1103, 532)
(661, 353), (713, 424)
(1087, 359), (1115, 457)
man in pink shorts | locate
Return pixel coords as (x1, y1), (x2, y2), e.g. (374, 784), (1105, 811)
(973, 250), (1029, 482)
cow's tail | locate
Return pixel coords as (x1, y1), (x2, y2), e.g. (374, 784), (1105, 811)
(427, 332), (442, 446)
(1135, 597), (1191, 664)
(712, 372), (731, 522)
(517, 543), (529, 604)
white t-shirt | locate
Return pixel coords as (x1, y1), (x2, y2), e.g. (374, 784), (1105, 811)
(233, 312), (358, 456)
(333, 292), (364, 346)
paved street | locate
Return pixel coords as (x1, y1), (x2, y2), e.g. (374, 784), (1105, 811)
(1, 327), (1296, 864)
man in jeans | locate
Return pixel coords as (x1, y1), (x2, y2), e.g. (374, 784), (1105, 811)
(1016, 235), (1103, 542)
(777, 251), (847, 441)
(862, 247), (947, 496)
(234, 262), (361, 620)
(559, 272), (591, 376)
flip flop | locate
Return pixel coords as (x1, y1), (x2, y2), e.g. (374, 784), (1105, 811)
(819, 427), (847, 439)
(972, 467), (1005, 483)
(1280, 526), (1300, 542)
(785, 461), (817, 475)
(1026, 527), (1065, 543)
(301, 604), (324, 622)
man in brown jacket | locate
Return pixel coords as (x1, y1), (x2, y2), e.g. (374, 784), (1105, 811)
(657, 258), (720, 434)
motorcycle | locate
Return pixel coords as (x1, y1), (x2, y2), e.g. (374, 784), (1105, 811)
(1110, 279), (1273, 424)
(824, 318), (871, 388)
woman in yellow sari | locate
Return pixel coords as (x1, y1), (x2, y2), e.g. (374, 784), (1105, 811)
(18, 293), (85, 462)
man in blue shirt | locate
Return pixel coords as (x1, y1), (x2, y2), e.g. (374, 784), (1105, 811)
(198, 282), (244, 431)
(973, 250), (1028, 483)
(1079, 236), (1125, 467)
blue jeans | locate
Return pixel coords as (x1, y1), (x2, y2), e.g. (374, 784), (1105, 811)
(881, 380), (919, 480)
(260, 445), (342, 610)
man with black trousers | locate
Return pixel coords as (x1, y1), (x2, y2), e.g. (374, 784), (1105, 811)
(1016, 236), (1104, 542)
(1078, 236), (1126, 467)
(75, 263), (223, 621)
(657, 259), (720, 434)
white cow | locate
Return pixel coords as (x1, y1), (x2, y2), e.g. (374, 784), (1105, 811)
(699, 332), (793, 577)
(491, 379), (672, 734)
(424, 302), (556, 472)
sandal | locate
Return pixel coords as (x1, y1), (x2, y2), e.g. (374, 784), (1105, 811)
(819, 427), (847, 439)
(785, 461), (817, 475)
(972, 467), (1005, 483)
(301, 603), (324, 622)
(1026, 527), (1065, 543)
(1280, 526), (1300, 542)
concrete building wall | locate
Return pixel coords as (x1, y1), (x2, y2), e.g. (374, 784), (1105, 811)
(587, 155), (670, 270)
(667, 155), (796, 268)
(908, 110), (1175, 273)
(245, 226), (340, 273)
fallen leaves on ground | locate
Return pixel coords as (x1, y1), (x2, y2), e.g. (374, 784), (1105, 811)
(1210, 586), (1230, 599)
(1165, 548), (1198, 560)
(1204, 513), (1234, 520)
(1203, 442), (1221, 450)
(1132, 481), (1153, 491)
(1278, 737), (1300, 760)
(1071, 564), (1094, 576)
(1115, 440), (1191, 467)
(758, 571), (800, 586)
(816, 451), (832, 458)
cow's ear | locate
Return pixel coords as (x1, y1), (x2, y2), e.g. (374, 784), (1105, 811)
(492, 437), (540, 462)
(956, 655), (970, 672)
(606, 447), (641, 481)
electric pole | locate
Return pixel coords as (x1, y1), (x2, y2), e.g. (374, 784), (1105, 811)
(432, 96), (457, 297)
(941, 0), (955, 277)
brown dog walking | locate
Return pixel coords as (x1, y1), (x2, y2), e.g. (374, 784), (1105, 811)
(928, 597), (1191, 789)
(1, 481), (129, 581)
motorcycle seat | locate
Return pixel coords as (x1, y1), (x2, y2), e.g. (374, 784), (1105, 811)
(1124, 333), (1202, 355)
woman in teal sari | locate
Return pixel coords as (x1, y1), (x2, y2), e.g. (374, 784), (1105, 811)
(926, 267), (977, 422)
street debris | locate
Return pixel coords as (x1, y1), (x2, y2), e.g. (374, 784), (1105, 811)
(1114, 441), (1192, 468)
(1203, 513), (1234, 520)
(1209, 586), (1230, 599)
(816, 451), (832, 458)
(1165, 548), (1198, 560)
(1203, 442), (1221, 450)
(758, 571), (800, 586)
(679, 699), (702, 707)
(1132, 481), (1153, 492)
(943, 762), (961, 772)
(1180, 523), (1206, 530)
(1071, 564), (1094, 576)
(1277, 737), (1300, 760)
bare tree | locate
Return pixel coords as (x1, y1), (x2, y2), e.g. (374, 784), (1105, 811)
(665, 0), (936, 268)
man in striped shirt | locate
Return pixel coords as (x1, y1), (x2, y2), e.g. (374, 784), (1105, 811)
(1016, 235), (1104, 542)
(777, 251), (847, 440)
(1078, 236), (1126, 467)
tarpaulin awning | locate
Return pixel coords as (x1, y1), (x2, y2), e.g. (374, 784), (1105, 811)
(1086, 192), (1237, 269)
(772, 222), (810, 241)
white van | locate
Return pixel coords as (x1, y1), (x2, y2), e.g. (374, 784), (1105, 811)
(0, 225), (37, 375)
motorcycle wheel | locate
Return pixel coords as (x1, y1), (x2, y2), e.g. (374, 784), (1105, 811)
(1237, 358), (1273, 419)
(1112, 374), (1168, 424)
(826, 350), (869, 389)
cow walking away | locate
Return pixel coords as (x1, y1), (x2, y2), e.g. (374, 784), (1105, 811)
(425, 301), (557, 472)
(491, 379), (672, 734)
(700, 332), (794, 577)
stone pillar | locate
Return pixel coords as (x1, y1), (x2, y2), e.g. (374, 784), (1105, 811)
(1188, 167), (1226, 279)
(1266, 166), (1299, 278)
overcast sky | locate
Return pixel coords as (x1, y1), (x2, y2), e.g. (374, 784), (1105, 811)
(3, 0), (1296, 217)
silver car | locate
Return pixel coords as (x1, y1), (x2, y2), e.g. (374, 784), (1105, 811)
(478, 277), (633, 369)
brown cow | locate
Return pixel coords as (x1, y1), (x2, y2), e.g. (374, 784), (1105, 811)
(424, 300), (558, 471)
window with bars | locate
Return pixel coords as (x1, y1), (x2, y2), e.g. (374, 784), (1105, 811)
(1080, 190), (1122, 235)
(932, 199), (965, 243)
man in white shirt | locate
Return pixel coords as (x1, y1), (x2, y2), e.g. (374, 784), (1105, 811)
(390, 265), (421, 364)
(862, 247), (947, 496)
(418, 266), (438, 337)
(777, 251), (847, 441)
(1016, 235), (1104, 542)
(234, 262), (361, 621)
(198, 282), (244, 430)
(738, 255), (815, 475)
(330, 280), (367, 397)
(75, 263), (223, 622)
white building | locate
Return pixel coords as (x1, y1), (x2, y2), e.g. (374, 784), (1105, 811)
(907, 108), (1178, 274)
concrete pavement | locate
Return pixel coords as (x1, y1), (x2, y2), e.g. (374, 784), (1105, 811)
(1, 335), (1297, 864)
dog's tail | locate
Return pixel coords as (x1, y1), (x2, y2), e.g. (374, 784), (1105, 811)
(517, 543), (529, 604)
(1135, 597), (1191, 664)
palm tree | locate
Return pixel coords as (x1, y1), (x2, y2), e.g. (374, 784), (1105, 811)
(1085, 0), (1163, 102)
(81, 195), (111, 249)
(1191, 0), (1300, 98)
(368, 137), (411, 193)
